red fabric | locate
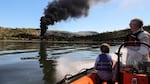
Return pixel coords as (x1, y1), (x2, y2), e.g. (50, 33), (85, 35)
(123, 73), (148, 84)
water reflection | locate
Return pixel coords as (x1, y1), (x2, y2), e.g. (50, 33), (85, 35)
(0, 41), (39, 50)
(0, 41), (118, 84)
(39, 41), (56, 84)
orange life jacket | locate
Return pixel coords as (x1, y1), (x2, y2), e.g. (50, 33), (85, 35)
(124, 31), (143, 47)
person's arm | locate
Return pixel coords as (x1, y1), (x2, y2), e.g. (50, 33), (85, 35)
(137, 32), (149, 55)
(94, 56), (99, 69)
(112, 60), (117, 69)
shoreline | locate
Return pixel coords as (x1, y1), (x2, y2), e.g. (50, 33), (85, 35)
(0, 40), (122, 45)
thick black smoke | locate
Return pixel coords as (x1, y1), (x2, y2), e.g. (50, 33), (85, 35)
(40, 0), (110, 36)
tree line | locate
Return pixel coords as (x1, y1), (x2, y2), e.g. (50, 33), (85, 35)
(0, 26), (150, 42)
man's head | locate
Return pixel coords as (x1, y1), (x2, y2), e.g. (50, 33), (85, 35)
(100, 43), (110, 53)
(129, 18), (143, 31)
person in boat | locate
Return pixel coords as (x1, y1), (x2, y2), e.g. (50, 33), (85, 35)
(124, 18), (150, 69)
(94, 43), (114, 84)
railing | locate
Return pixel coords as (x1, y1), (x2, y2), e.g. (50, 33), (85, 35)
(116, 41), (150, 84)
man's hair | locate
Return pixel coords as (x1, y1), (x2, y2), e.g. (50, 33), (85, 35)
(100, 43), (110, 53)
(130, 18), (143, 28)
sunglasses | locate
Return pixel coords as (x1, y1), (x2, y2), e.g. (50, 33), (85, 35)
(129, 21), (137, 25)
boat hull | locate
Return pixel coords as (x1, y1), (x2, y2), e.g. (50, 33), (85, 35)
(71, 71), (108, 84)
(70, 70), (149, 84)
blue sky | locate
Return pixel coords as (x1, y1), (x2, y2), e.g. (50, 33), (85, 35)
(0, 0), (150, 33)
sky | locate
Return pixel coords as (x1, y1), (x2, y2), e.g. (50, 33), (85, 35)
(0, 0), (150, 33)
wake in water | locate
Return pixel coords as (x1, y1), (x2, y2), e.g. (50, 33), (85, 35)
(56, 56), (94, 80)
(55, 45), (134, 82)
(55, 46), (122, 80)
(110, 47), (128, 65)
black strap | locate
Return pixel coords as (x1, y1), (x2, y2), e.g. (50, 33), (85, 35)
(125, 30), (143, 41)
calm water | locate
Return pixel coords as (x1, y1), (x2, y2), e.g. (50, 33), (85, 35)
(0, 41), (119, 84)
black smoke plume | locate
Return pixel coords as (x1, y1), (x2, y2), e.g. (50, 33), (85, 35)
(40, 0), (110, 36)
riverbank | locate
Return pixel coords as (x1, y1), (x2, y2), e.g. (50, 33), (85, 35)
(1, 26), (149, 43)
(0, 40), (122, 46)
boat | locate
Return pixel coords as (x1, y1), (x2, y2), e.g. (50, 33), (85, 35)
(57, 42), (150, 84)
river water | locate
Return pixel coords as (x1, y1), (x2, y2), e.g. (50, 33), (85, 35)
(0, 41), (119, 84)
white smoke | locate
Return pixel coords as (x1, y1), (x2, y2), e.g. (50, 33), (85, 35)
(89, 0), (111, 5)
(121, 0), (140, 8)
(119, 0), (150, 9)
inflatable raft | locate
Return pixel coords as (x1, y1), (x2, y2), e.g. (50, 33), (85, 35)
(57, 42), (150, 84)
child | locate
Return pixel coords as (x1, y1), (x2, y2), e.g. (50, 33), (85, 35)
(95, 43), (113, 84)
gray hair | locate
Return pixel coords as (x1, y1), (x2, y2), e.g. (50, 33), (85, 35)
(130, 18), (143, 28)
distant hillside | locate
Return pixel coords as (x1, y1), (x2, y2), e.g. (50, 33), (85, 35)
(41, 25), (150, 42)
(0, 27), (40, 40)
(75, 31), (99, 36)
(78, 25), (150, 42)
(86, 25), (150, 42)
(45, 30), (99, 37)
(0, 25), (150, 41)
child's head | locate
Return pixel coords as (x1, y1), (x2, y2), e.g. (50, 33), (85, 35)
(100, 43), (110, 53)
